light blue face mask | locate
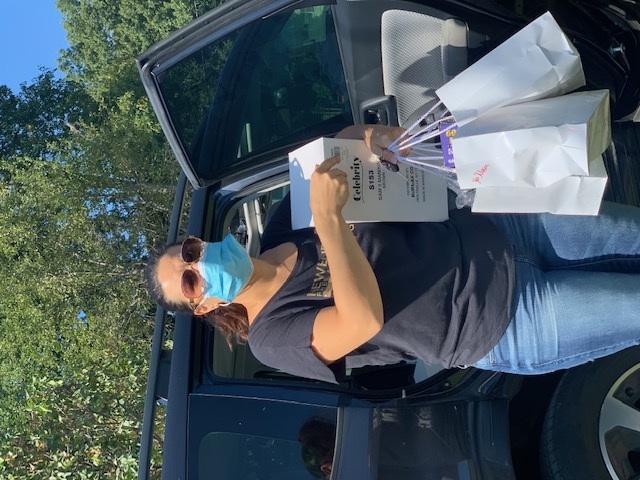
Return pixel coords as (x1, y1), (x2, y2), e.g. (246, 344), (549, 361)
(197, 234), (254, 303)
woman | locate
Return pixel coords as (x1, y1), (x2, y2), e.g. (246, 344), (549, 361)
(145, 124), (640, 383)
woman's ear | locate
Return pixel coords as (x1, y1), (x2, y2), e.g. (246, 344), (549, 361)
(194, 301), (214, 316)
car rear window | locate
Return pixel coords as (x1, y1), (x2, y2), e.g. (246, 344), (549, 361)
(158, 4), (352, 181)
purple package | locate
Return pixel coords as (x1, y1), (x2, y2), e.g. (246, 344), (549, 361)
(439, 122), (457, 168)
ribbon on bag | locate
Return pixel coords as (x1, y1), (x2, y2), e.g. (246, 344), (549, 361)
(386, 101), (475, 208)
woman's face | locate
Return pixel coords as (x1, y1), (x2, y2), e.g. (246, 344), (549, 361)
(156, 244), (200, 306)
(156, 244), (222, 311)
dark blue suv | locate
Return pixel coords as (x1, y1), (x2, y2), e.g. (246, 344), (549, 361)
(136, 1), (640, 478)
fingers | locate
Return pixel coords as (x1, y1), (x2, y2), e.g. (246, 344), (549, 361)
(370, 126), (411, 164)
(310, 155), (349, 217)
(328, 168), (347, 179)
(364, 125), (407, 163)
(397, 147), (412, 158)
(315, 155), (341, 173)
(312, 165), (347, 183)
(380, 149), (399, 164)
(372, 126), (405, 149)
(316, 126), (410, 172)
(312, 156), (347, 188)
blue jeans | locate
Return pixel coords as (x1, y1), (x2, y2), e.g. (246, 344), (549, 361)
(473, 201), (640, 374)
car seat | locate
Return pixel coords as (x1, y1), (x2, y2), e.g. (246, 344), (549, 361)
(381, 11), (468, 127)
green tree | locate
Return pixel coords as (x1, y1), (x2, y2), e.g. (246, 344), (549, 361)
(0, 1), (225, 477)
(0, 154), (158, 478)
(55, 0), (224, 245)
(0, 70), (96, 160)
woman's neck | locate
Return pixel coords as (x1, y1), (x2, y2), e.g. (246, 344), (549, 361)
(236, 243), (297, 323)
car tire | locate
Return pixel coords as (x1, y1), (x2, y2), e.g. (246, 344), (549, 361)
(540, 346), (640, 480)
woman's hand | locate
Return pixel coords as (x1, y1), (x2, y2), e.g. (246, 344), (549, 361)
(310, 155), (348, 220)
(336, 124), (411, 164)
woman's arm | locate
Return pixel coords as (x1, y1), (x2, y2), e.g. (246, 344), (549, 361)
(309, 155), (384, 363)
(309, 124), (410, 363)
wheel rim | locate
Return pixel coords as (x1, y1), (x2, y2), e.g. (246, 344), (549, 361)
(599, 363), (640, 479)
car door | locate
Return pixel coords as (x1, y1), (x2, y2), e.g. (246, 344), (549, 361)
(137, 0), (354, 189)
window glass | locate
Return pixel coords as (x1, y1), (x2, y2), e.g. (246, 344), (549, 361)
(190, 396), (337, 480)
(199, 433), (319, 480)
(159, 5), (352, 180)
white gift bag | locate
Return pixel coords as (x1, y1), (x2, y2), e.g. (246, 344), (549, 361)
(436, 11), (585, 127)
(453, 90), (611, 189)
(471, 155), (608, 215)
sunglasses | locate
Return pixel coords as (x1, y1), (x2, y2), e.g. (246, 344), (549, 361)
(180, 237), (206, 306)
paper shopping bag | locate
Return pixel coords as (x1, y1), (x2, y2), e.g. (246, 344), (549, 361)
(436, 11), (585, 127)
(452, 90), (610, 189)
(471, 155), (608, 215)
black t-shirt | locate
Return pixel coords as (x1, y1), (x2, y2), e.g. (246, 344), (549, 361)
(248, 195), (515, 383)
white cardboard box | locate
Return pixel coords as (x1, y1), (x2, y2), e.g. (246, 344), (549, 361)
(288, 137), (449, 229)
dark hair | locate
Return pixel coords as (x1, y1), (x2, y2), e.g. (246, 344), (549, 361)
(298, 417), (336, 479)
(144, 241), (250, 348)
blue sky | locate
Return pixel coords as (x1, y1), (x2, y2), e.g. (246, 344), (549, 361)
(0, 1), (68, 92)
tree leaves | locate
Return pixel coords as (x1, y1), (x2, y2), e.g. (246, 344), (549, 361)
(0, 70), (96, 160)
(0, 0), (222, 477)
